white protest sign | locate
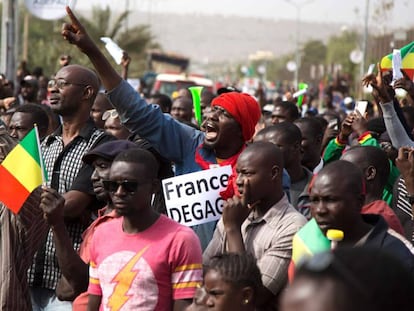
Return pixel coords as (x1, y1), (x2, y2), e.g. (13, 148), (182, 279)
(25, 0), (76, 20)
(100, 37), (124, 65)
(391, 49), (403, 87)
(163, 165), (232, 227)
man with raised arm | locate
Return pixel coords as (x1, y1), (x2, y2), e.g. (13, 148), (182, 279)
(60, 7), (264, 249)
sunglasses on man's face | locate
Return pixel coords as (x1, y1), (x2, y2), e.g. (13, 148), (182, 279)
(102, 109), (119, 121)
(102, 180), (140, 194)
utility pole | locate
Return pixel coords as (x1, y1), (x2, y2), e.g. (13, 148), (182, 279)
(285, 0), (314, 89)
(1, 0), (18, 83)
(360, 0), (370, 79)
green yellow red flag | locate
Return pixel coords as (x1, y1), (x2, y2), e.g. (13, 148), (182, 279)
(380, 41), (414, 79)
(0, 127), (47, 213)
(288, 218), (331, 281)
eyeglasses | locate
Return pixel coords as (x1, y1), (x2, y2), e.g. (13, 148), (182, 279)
(48, 79), (88, 90)
(102, 180), (140, 194)
(297, 251), (367, 298)
(102, 109), (119, 121)
(211, 106), (233, 119)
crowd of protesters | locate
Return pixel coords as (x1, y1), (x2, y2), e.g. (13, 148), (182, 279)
(1, 6), (414, 311)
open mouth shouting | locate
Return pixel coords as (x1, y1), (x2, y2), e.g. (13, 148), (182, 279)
(204, 121), (219, 143)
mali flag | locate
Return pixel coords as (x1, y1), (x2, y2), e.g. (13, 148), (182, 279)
(0, 127), (47, 213)
(288, 218), (331, 281)
(380, 41), (414, 79)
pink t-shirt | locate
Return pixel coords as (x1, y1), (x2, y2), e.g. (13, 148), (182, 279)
(88, 215), (203, 311)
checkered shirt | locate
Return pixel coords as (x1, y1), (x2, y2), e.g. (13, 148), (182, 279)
(27, 120), (108, 290)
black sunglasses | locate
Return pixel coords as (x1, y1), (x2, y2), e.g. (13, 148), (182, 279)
(102, 180), (139, 194)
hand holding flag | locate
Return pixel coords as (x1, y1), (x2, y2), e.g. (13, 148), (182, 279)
(0, 126), (47, 213)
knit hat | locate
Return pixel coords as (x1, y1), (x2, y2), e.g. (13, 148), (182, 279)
(211, 92), (261, 142)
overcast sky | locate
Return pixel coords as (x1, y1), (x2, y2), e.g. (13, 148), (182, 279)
(75, 0), (414, 30)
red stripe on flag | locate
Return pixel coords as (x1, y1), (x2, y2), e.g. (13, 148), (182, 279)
(0, 165), (30, 213)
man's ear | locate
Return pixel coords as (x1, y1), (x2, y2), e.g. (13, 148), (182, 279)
(365, 165), (376, 181)
(316, 134), (323, 145)
(241, 286), (254, 306)
(83, 86), (95, 100)
(271, 165), (280, 180)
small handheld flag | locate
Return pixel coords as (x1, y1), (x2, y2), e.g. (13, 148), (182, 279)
(380, 41), (414, 80)
(189, 86), (203, 127)
(0, 126), (47, 213)
(288, 218), (331, 281)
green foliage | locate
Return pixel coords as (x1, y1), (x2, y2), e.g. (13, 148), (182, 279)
(326, 30), (359, 77)
(301, 40), (327, 68)
(300, 40), (327, 81)
(18, 5), (159, 78)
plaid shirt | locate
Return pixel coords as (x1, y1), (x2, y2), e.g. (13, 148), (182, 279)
(203, 195), (307, 309)
(28, 119), (110, 290)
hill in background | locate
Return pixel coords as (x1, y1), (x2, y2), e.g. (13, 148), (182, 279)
(83, 10), (345, 65)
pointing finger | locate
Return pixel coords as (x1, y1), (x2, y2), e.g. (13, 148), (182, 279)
(241, 179), (250, 208)
(66, 6), (82, 30)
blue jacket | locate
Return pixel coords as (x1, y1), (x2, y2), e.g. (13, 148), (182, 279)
(107, 80), (290, 249)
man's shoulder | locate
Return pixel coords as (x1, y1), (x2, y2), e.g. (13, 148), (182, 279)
(157, 215), (199, 238)
(271, 198), (307, 226)
(92, 216), (122, 238)
(263, 199), (307, 240)
(281, 204), (308, 230)
(364, 214), (414, 255)
(89, 128), (114, 145)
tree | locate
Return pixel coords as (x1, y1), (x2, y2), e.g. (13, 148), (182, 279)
(326, 30), (359, 78)
(77, 6), (160, 77)
(17, 5), (159, 78)
(300, 40), (327, 82)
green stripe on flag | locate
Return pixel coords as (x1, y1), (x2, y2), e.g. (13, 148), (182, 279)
(20, 128), (40, 163)
(297, 218), (331, 254)
(19, 127), (48, 182)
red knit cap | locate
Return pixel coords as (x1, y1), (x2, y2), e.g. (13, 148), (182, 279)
(211, 92), (261, 142)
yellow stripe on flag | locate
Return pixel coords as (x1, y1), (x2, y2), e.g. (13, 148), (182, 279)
(291, 234), (313, 264)
(2, 144), (42, 192)
(381, 50), (414, 70)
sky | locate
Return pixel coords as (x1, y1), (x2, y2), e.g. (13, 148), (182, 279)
(75, 0), (414, 30)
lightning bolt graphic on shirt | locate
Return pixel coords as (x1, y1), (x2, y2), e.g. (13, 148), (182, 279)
(107, 246), (149, 310)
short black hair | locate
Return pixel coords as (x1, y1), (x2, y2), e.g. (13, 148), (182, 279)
(344, 145), (390, 189)
(14, 103), (49, 133)
(317, 160), (364, 196)
(258, 122), (302, 145)
(113, 148), (159, 179)
(206, 253), (263, 301)
(150, 93), (172, 113)
(274, 101), (300, 120)
(294, 117), (324, 140)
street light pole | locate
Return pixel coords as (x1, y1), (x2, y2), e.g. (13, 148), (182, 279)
(1, 0), (18, 82)
(294, 5), (300, 89)
(285, 0), (314, 89)
(360, 0), (370, 80)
